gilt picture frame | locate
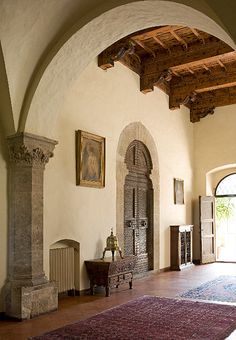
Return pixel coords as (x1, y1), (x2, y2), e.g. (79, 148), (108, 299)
(174, 178), (184, 204)
(76, 130), (105, 188)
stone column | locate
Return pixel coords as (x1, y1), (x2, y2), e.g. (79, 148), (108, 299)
(4, 132), (58, 319)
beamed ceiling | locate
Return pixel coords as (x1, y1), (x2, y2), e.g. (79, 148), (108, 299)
(98, 25), (236, 123)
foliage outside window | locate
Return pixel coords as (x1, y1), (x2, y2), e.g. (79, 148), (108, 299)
(215, 197), (234, 222)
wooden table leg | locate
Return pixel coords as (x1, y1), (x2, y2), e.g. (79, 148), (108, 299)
(129, 280), (132, 289)
(105, 285), (110, 297)
(90, 283), (94, 295)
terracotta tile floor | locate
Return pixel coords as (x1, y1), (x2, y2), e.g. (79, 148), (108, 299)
(0, 262), (235, 340)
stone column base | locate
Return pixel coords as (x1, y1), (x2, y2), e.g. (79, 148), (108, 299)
(4, 281), (58, 319)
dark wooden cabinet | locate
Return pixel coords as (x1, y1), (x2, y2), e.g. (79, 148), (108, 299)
(85, 256), (136, 296)
(170, 225), (193, 270)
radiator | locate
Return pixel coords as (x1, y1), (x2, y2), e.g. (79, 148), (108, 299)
(50, 247), (75, 293)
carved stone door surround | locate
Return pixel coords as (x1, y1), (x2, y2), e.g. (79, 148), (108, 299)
(116, 122), (160, 273)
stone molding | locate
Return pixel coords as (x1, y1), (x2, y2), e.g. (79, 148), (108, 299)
(116, 122), (160, 271)
(7, 132), (57, 168)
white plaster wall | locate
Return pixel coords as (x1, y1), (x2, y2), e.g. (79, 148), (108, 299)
(44, 60), (194, 289)
(194, 105), (236, 259)
(194, 106), (236, 197)
(0, 0), (234, 133)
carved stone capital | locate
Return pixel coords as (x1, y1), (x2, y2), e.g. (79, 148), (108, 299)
(8, 144), (54, 166)
(7, 132), (58, 168)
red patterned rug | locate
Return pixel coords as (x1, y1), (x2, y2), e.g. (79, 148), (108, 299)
(31, 296), (236, 340)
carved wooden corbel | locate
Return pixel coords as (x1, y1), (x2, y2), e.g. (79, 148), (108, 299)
(183, 91), (197, 105)
(190, 107), (215, 123)
(111, 41), (136, 62)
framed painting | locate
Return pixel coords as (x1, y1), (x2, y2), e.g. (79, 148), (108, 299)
(174, 178), (184, 204)
(76, 130), (105, 188)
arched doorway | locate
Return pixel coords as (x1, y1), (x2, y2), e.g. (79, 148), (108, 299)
(124, 140), (153, 275)
(215, 174), (236, 262)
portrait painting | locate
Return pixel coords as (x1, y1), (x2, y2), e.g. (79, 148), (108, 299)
(174, 178), (184, 204)
(76, 130), (105, 188)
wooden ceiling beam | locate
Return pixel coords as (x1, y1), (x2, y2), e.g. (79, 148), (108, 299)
(189, 86), (236, 122)
(140, 38), (232, 93)
(170, 30), (188, 49)
(169, 62), (236, 109)
(153, 36), (170, 52)
(131, 38), (156, 57)
(189, 28), (205, 44)
(217, 58), (227, 70)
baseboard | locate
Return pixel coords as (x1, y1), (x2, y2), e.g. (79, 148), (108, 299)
(0, 312), (21, 321)
(78, 288), (91, 296)
(193, 259), (200, 265)
(158, 266), (171, 273)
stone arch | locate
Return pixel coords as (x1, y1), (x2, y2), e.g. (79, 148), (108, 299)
(50, 239), (80, 292)
(24, 1), (235, 137)
(116, 122), (160, 271)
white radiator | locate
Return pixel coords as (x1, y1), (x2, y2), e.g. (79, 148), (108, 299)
(49, 247), (75, 293)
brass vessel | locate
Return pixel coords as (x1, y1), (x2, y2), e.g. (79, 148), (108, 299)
(102, 229), (123, 261)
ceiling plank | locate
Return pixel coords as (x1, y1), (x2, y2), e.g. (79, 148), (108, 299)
(131, 25), (185, 40)
(169, 61), (236, 109)
(153, 36), (170, 52)
(131, 38), (156, 57)
(140, 38), (232, 93)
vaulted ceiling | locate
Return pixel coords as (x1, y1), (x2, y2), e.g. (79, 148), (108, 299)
(98, 25), (236, 123)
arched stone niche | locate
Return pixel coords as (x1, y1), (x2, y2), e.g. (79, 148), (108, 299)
(50, 239), (80, 292)
(116, 122), (160, 271)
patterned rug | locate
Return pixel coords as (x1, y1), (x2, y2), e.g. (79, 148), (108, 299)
(31, 295), (236, 340)
(180, 275), (236, 303)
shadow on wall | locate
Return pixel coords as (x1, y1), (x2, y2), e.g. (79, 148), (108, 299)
(0, 123), (8, 162)
(0, 42), (15, 138)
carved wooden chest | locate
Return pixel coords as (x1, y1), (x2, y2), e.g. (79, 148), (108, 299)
(85, 256), (136, 296)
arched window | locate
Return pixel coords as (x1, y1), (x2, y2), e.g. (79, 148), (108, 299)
(215, 173), (236, 197)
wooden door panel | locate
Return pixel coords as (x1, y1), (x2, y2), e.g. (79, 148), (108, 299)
(201, 221), (214, 236)
(199, 196), (216, 264)
(124, 140), (154, 274)
(124, 186), (135, 220)
(138, 187), (148, 218)
(124, 227), (134, 255)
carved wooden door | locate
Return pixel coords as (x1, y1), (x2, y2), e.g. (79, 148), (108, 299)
(199, 196), (216, 264)
(124, 140), (153, 274)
